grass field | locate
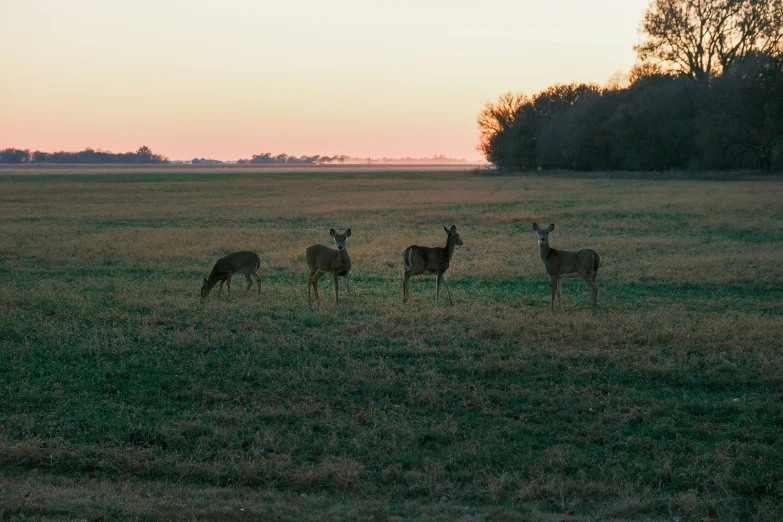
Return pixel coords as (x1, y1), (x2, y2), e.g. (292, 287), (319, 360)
(1, 167), (781, 520)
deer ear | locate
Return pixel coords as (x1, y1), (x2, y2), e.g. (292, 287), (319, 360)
(443, 225), (450, 234)
(548, 224), (554, 232)
(533, 223), (539, 231)
(450, 225), (457, 233)
(344, 229), (351, 237)
(330, 228), (337, 237)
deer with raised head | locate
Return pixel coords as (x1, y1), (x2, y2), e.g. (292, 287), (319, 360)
(200, 251), (261, 300)
(532, 223), (600, 314)
(306, 228), (352, 306)
(403, 225), (463, 305)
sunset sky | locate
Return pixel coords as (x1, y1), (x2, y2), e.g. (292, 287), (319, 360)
(1, 0), (650, 161)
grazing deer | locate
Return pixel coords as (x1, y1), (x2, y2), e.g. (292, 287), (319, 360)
(306, 228), (352, 306)
(200, 251), (262, 299)
(532, 223), (600, 314)
(403, 225), (463, 305)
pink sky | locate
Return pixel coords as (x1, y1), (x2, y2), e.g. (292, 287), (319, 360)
(0, 1), (650, 161)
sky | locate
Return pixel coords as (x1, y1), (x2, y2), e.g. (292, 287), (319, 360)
(0, 0), (650, 161)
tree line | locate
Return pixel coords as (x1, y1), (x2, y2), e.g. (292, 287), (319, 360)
(237, 153), (349, 165)
(0, 146), (168, 164)
(479, 0), (783, 171)
(236, 153), (468, 165)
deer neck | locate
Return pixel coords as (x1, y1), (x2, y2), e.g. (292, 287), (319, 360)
(336, 247), (350, 265)
(207, 267), (222, 288)
(445, 235), (457, 261)
(539, 242), (553, 261)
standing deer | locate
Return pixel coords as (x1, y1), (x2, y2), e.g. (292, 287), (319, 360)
(200, 251), (262, 299)
(403, 225), (463, 305)
(306, 228), (352, 306)
(532, 223), (600, 314)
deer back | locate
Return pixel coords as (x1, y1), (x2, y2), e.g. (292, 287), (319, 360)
(210, 251), (260, 281)
(544, 248), (599, 277)
(405, 245), (449, 275)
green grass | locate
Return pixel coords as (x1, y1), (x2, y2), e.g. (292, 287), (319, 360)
(1, 167), (782, 520)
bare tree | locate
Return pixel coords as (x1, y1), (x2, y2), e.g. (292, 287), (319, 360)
(635, 0), (783, 81)
(477, 92), (528, 168)
(628, 61), (668, 84)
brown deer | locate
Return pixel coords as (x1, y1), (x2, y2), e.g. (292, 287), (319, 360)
(403, 225), (463, 305)
(532, 223), (600, 314)
(200, 251), (261, 299)
(306, 228), (352, 306)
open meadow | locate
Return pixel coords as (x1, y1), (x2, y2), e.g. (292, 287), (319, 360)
(1, 166), (781, 520)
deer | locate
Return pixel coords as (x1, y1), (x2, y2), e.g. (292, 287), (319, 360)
(200, 251), (262, 300)
(306, 228), (352, 306)
(532, 223), (600, 315)
(403, 225), (463, 305)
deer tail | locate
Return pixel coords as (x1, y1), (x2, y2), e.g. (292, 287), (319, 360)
(404, 247), (413, 272)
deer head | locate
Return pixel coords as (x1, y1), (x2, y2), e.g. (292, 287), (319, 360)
(532, 223), (554, 246)
(330, 228), (351, 251)
(443, 225), (463, 246)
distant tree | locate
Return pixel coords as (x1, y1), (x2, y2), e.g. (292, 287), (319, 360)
(239, 152), (338, 165)
(698, 52), (783, 170)
(611, 77), (702, 169)
(605, 71), (629, 91)
(477, 92), (528, 169)
(135, 146), (153, 162)
(538, 90), (611, 170)
(628, 62), (670, 85)
(636, 0), (783, 81)
(533, 83), (601, 120)
(478, 85), (600, 171)
(30, 146), (167, 164)
(248, 153), (273, 164)
(478, 0), (783, 172)
(0, 148), (31, 163)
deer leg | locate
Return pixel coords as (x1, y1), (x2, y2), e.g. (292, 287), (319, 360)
(244, 273), (253, 296)
(218, 279), (225, 297)
(550, 275), (558, 313)
(557, 277), (563, 310)
(435, 274), (440, 302)
(307, 272), (315, 308)
(308, 270), (319, 306)
(403, 272), (410, 303)
(586, 277), (598, 315)
(252, 270), (262, 295)
(344, 276), (351, 301)
(578, 273), (598, 315)
(333, 274), (339, 305)
(442, 273), (454, 306)
(225, 275), (232, 298)
(313, 271), (323, 305)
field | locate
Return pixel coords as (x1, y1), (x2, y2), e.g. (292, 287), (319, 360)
(1, 166), (781, 520)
